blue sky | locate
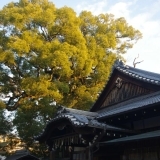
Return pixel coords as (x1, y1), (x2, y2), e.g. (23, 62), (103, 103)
(1, 0), (160, 73)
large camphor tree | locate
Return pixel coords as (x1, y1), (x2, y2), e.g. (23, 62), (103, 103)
(0, 0), (142, 153)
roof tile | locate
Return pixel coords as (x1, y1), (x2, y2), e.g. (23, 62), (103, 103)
(97, 91), (160, 119)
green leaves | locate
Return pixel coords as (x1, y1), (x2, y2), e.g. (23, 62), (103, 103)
(0, 109), (12, 135)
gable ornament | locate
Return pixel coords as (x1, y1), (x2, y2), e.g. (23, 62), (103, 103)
(115, 77), (123, 88)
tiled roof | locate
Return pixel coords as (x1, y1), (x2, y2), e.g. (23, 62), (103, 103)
(97, 91), (160, 119)
(64, 107), (98, 117)
(54, 106), (100, 127)
(51, 112), (126, 131)
(115, 60), (160, 85)
(35, 107), (129, 142)
(100, 130), (160, 145)
(90, 60), (160, 111)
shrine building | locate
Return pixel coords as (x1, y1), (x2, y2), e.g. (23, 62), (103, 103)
(35, 61), (160, 160)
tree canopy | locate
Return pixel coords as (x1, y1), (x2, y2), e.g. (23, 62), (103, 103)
(0, 108), (12, 135)
(0, 0), (142, 154)
(0, 0), (142, 111)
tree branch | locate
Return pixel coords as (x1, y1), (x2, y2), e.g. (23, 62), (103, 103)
(133, 54), (144, 68)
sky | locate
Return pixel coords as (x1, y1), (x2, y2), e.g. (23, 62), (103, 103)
(0, 0), (160, 73)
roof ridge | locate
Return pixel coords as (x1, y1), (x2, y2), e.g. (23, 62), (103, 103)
(115, 61), (160, 85)
(57, 106), (98, 117)
(90, 60), (160, 111)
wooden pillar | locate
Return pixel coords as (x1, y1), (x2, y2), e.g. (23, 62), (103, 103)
(88, 146), (93, 160)
(47, 139), (55, 160)
(69, 146), (73, 160)
(50, 150), (56, 160)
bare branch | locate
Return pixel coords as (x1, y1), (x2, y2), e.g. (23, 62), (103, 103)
(133, 54), (144, 68)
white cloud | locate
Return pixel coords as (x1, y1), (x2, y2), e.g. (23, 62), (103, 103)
(108, 2), (132, 19)
(105, 1), (160, 73)
(76, 0), (108, 15)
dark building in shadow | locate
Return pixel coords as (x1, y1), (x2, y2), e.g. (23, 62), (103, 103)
(35, 61), (160, 160)
(5, 149), (39, 160)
